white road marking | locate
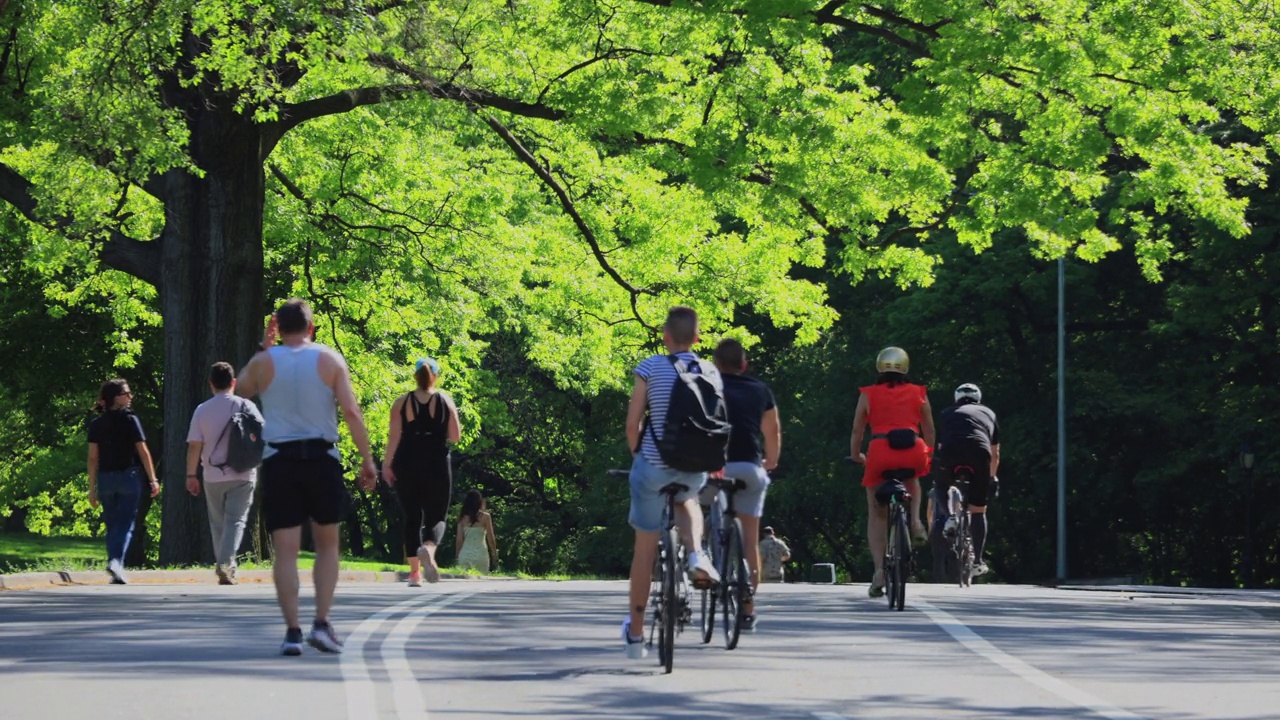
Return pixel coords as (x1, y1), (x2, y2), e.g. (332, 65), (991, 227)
(915, 598), (1149, 720)
(342, 592), (468, 720)
(811, 714), (850, 719)
(380, 591), (474, 720)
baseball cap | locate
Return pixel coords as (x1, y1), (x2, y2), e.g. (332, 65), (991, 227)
(414, 357), (440, 374)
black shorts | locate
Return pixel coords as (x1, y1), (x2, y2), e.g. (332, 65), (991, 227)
(936, 450), (992, 507)
(261, 454), (348, 532)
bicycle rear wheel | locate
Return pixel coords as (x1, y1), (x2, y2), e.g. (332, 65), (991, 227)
(722, 518), (749, 650)
(893, 506), (909, 611)
(659, 526), (678, 673)
(700, 522), (717, 644)
(885, 507), (900, 610)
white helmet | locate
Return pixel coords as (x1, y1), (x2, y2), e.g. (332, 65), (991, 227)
(955, 383), (982, 404)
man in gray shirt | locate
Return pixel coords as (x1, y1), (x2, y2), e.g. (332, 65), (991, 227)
(186, 362), (264, 585)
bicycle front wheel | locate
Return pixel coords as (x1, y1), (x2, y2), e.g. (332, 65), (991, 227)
(660, 526), (678, 673)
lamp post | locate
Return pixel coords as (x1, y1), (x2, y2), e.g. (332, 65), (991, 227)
(1056, 257), (1067, 581)
(1239, 444), (1255, 589)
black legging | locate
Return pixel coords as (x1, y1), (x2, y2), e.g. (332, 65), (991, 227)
(395, 455), (452, 557)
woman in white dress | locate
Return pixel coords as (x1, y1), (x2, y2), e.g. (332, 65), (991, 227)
(455, 490), (498, 572)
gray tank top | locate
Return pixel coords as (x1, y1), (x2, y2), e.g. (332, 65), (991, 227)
(259, 344), (340, 458)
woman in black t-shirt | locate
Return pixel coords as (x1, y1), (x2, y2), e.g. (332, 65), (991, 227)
(86, 378), (160, 584)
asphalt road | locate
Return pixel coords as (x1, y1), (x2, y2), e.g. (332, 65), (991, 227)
(0, 580), (1275, 719)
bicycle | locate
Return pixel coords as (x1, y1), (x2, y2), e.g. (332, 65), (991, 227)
(943, 465), (976, 587)
(699, 474), (752, 650)
(609, 468), (694, 674)
(876, 468), (915, 612)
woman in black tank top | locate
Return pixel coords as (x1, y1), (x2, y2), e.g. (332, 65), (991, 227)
(383, 358), (461, 585)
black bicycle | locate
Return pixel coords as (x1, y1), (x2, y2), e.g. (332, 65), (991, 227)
(944, 465), (976, 587)
(700, 474), (752, 650)
(606, 468), (704, 672)
(877, 468), (915, 611)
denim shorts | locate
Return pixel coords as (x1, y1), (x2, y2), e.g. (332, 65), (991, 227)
(628, 453), (706, 533)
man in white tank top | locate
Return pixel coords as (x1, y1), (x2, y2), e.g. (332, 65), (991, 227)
(237, 298), (377, 656)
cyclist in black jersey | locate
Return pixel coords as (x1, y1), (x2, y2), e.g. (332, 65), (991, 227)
(933, 383), (1000, 577)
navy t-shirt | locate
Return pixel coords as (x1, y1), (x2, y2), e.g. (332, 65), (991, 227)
(87, 410), (146, 472)
(721, 373), (776, 464)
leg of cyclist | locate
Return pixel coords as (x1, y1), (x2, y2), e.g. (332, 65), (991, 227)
(676, 495), (719, 584)
(907, 477), (926, 541)
(966, 471), (992, 576)
(865, 486), (888, 595)
(724, 461), (768, 618)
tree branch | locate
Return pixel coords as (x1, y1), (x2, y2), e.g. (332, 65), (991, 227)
(479, 112), (663, 333)
(0, 161), (160, 285)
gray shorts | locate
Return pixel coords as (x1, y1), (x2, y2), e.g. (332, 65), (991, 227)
(628, 453), (706, 533)
(699, 461), (770, 518)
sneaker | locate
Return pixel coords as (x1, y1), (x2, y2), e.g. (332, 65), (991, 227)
(621, 618), (648, 660)
(281, 627), (304, 656)
(686, 552), (721, 587)
(416, 546), (441, 584)
(868, 570), (885, 598)
(307, 621), (344, 654)
(107, 559), (128, 585)
(215, 565), (236, 586)
(942, 517), (958, 539)
(973, 562), (990, 578)
(742, 615), (758, 633)
(407, 574), (422, 588)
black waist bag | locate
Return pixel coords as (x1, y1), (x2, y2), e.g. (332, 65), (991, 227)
(269, 439), (335, 461)
(886, 428), (917, 450)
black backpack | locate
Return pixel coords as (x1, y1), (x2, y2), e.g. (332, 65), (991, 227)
(212, 398), (265, 473)
(647, 356), (732, 472)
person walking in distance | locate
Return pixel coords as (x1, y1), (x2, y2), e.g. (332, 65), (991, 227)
(383, 357), (461, 586)
(712, 338), (781, 630)
(621, 305), (721, 660)
(86, 378), (161, 584)
(185, 362), (264, 585)
(759, 527), (791, 583)
(237, 299), (378, 656)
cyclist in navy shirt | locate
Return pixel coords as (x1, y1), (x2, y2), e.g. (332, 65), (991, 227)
(711, 338), (780, 632)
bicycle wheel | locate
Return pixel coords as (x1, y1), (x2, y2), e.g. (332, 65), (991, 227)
(885, 507), (900, 610)
(958, 512), (972, 587)
(722, 518), (749, 650)
(894, 508), (909, 611)
(660, 526), (678, 674)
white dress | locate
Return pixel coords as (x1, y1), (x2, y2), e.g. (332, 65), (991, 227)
(456, 524), (490, 572)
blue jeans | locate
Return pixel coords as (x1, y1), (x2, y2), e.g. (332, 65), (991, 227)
(98, 468), (142, 564)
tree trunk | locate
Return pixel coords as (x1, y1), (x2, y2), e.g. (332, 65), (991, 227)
(155, 110), (266, 566)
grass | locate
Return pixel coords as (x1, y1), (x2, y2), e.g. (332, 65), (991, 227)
(0, 533), (618, 580)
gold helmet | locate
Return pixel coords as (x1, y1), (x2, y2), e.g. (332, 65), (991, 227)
(875, 346), (910, 374)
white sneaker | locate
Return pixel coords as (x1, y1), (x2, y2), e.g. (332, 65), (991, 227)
(942, 517), (958, 538)
(686, 552), (721, 586)
(973, 562), (990, 577)
(621, 618), (648, 660)
(307, 621), (344, 654)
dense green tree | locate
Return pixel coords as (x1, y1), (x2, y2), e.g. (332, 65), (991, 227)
(1, 0), (1277, 567)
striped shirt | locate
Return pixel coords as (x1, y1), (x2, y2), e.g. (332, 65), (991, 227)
(635, 352), (700, 469)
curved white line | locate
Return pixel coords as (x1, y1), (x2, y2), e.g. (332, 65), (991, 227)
(379, 592), (474, 720)
(342, 594), (450, 720)
(916, 598), (1149, 720)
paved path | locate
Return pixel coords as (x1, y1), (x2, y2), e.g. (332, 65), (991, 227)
(0, 581), (1275, 719)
